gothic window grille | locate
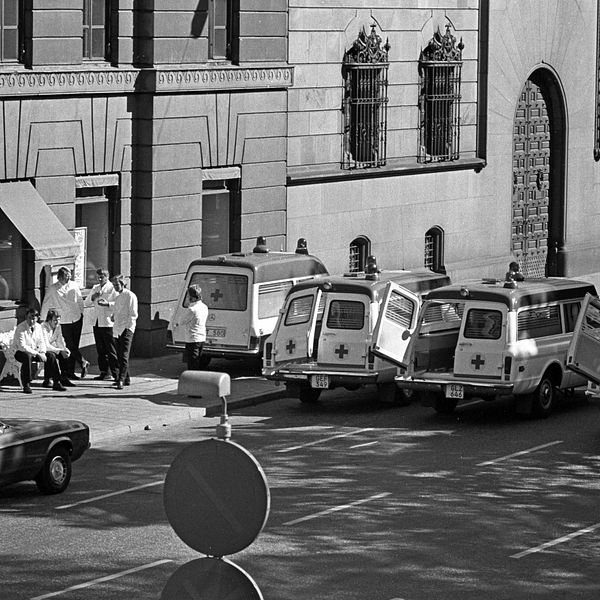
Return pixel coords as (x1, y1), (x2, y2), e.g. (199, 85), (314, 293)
(342, 25), (390, 169)
(418, 24), (464, 163)
(349, 236), (370, 272)
(424, 226), (445, 274)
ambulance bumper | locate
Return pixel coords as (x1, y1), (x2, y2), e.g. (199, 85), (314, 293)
(166, 343), (260, 358)
(394, 376), (514, 397)
(263, 366), (380, 386)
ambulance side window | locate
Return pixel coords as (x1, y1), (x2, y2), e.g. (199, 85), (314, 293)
(464, 309), (503, 340)
(285, 295), (314, 326)
(517, 305), (561, 340)
(563, 301), (581, 333)
(258, 281), (294, 319)
(326, 300), (364, 330)
(383, 291), (416, 329)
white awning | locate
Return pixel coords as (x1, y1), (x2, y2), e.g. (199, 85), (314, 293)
(202, 166), (241, 181)
(0, 181), (79, 261)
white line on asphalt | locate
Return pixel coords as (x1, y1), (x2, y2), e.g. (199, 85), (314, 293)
(55, 480), (163, 510)
(476, 440), (563, 466)
(511, 522), (600, 559)
(283, 492), (391, 526)
(276, 428), (373, 453)
(350, 441), (379, 449)
(459, 399), (484, 409)
(28, 559), (173, 599)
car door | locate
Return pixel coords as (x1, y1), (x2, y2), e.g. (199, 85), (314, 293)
(317, 294), (370, 367)
(271, 288), (323, 364)
(566, 293), (600, 384)
(453, 301), (507, 379)
(370, 282), (421, 369)
(0, 423), (26, 481)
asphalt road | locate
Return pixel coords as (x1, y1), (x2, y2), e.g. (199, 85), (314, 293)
(2, 385), (600, 600)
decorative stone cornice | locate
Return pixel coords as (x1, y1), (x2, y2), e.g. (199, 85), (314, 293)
(0, 65), (294, 97)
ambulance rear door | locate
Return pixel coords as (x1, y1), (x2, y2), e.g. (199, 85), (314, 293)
(317, 295), (370, 367)
(271, 287), (323, 364)
(370, 282), (421, 369)
(566, 293), (600, 385)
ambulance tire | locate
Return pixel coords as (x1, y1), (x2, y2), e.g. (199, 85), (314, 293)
(377, 383), (411, 406)
(529, 373), (555, 418)
(433, 395), (458, 415)
(299, 386), (322, 404)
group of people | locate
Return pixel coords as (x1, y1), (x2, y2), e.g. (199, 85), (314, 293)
(12, 267), (138, 394)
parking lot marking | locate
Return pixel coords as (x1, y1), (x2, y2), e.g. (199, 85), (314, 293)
(511, 522), (600, 559)
(29, 559), (173, 599)
(55, 480), (163, 510)
(477, 440), (563, 466)
(276, 428), (373, 453)
(283, 492), (391, 526)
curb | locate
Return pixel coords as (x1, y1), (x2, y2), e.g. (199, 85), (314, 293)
(204, 388), (287, 418)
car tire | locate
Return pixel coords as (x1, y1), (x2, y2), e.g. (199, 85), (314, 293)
(529, 374), (555, 418)
(299, 386), (322, 404)
(433, 395), (458, 415)
(35, 446), (72, 494)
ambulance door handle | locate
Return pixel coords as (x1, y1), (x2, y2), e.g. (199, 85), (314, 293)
(458, 342), (472, 347)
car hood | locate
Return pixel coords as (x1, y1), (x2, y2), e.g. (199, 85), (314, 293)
(0, 418), (88, 438)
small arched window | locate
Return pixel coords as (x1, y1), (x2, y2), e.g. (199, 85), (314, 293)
(349, 236), (371, 272)
(424, 226), (445, 274)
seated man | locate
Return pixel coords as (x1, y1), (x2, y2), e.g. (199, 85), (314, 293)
(11, 307), (65, 393)
(41, 309), (75, 387)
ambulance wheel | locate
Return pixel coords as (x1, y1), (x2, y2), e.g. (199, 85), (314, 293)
(529, 373), (555, 418)
(197, 355), (211, 369)
(377, 383), (411, 406)
(299, 386), (322, 404)
(433, 395), (458, 415)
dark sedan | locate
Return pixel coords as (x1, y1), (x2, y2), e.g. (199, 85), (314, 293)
(0, 418), (90, 494)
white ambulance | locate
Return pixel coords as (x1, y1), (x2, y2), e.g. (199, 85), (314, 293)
(262, 263), (449, 403)
(372, 277), (597, 417)
(167, 238), (328, 367)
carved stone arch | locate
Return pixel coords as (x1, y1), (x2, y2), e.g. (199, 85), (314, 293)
(511, 66), (566, 277)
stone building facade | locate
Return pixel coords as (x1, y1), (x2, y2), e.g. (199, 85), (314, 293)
(1, 1), (600, 357)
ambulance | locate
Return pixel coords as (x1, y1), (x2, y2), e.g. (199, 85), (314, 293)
(167, 238), (328, 367)
(372, 276), (596, 417)
(262, 259), (449, 403)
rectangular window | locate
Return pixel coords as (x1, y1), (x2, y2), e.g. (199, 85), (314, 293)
(0, 0), (21, 62)
(285, 295), (314, 326)
(384, 292), (416, 330)
(83, 0), (109, 60)
(464, 309), (503, 340)
(202, 178), (240, 256)
(518, 305), (562, 340)
(209, 0), (231, 60)
(327, 300), (365, 330)
(258, 281), (294, 320)
(187, 273), (248, 311)
(0, 209), (23, 301)
(75, 185), (118, 289)
(563, 301), (582, 333)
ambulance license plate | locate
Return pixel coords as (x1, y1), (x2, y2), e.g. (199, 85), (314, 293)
(207, 327), (226, 338)
(311, 374), (329, 389)
(445, 384), (464, 399)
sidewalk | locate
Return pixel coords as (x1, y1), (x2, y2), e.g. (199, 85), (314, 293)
(0, 353), (285, 445)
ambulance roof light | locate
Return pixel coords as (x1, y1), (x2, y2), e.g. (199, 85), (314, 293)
(253, 236), (269, 253)
(295, 238), (309, 255)
(365, 255), (380, 280)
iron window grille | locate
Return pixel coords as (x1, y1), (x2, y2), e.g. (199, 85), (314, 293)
(418, 24), (464, 163)
(424, 226), (446, 274)
(342, 25), (390, 169)
(348, 236), (370, 272)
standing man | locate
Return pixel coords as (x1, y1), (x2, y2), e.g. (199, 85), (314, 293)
(106, 275), (138, 390)
(85, 268), (118, 381)
(12, 307), (65, 393)
(41, 266), (90, 379)
(180, 285), (208, 370)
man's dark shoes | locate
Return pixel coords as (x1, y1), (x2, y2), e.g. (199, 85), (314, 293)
(23, 385), (32, 394)
(69, 373), (81, 380)
(53, 382), (67, 392)
(42, 379), (51, 388)
(61, 379), (76, 387)
(94, 373), (107, 381)
(123, 378), (131, 386)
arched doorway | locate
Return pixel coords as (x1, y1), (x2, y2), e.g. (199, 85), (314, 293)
(511, 69), (566, 277)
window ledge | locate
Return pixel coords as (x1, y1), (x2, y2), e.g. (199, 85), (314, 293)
(287, 157), (486, 186)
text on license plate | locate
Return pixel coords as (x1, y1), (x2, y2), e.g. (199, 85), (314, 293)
(207, 327), (226, 338)
(446, 384), (463, 399)
(311, 374), (329, 389)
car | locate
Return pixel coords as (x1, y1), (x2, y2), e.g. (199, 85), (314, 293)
(0, 418), (90, 494)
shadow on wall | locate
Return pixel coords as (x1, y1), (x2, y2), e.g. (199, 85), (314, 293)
(191, 1), (208, 38)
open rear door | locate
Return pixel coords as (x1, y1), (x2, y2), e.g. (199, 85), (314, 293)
(371, 282), (421, 369)
(566, 293), (600, 385)
(272, 288), (322, 364)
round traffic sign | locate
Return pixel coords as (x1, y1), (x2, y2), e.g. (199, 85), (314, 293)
(163, 438), (270, 557)
(161, 557), (263, 599)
